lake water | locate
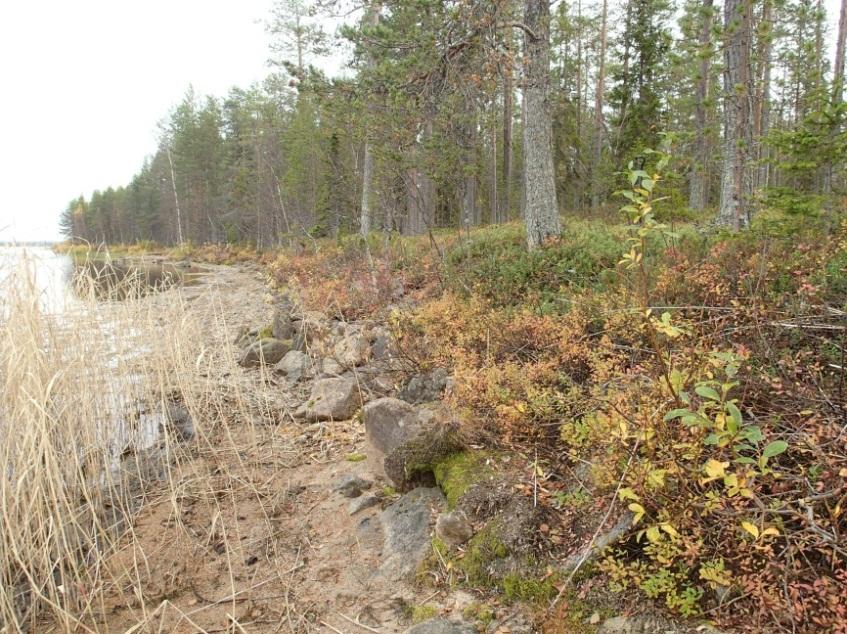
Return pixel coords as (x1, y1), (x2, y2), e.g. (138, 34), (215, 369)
(0, 246), (194, 460)
(0, 246), (76, 314)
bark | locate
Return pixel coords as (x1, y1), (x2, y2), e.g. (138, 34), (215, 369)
(501, 53), (514, 224)
(718, 0), (753, 230)
(522, 0), (561, 249)
(689, 0), (714, 211)
(834, 0), (847, 105)
(755, 0), (772, 192)
(359, 1), (381, 237)
(591, 0), (608, 211)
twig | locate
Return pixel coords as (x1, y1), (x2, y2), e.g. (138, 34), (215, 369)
(337, 611), (381, 633)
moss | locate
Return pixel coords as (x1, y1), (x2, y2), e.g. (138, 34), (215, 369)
(458, 522), (508, 586)
(432, 451), (494, 509)
(345, 452), (366, 462)
(257, 324), (274, 340)
(382, 485), (398, 497)
(501, 572), (559, 602)
(462, 603), (495, 626)
(411, 604), (438, 624)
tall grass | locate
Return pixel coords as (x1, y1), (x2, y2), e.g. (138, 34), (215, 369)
(0, 254), (278, 632)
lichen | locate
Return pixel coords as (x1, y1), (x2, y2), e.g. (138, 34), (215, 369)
(345, 452), (366, 462)
(257, 324), (274, 340)
(432, 451), (494, 509)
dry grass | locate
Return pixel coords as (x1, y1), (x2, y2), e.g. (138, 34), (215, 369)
(0, 253), (293, 632)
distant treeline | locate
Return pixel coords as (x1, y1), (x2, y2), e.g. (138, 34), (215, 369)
(61, 0), (847, 248)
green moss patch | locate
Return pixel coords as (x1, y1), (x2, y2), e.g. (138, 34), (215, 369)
(433, 451), (494, 509)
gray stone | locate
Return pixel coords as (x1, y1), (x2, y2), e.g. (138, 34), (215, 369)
(275, 350), (312, 382)
(597, 615), (709, 634)
(435, 510), (474, 546)
(562, 512), (633, 572)
(404, 619), (476, 634)
(239, 338), (291, 367)
(378, 487), (446, 581)
(333, 474), (372, 498)
(334, 332), (371, 367)
(321, 357), (344, 376)
(272, 304), (295, 340)
(164, 402), (194, 441)
(363, 397), (424, 457)
(370, 326), (395, 360)
(383, 422), (464, 489)
(348, 494), (380, 515)
(295, 377), (360, 421)
(398, 368), (450, 404)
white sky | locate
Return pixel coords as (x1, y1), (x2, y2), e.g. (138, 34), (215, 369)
(0, 0), (843, 243)
(0, 0), (277, 242)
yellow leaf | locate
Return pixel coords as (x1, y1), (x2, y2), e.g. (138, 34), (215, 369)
(646, 526), (662, 543)
(741, 521), (759, 539)
(628, 503), (646, 525)
(701, 459), (729, 484)
(761, 527), (780, 538)
(660, 523), (680, 539)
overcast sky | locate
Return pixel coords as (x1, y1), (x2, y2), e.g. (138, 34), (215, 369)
(0, 0), (278, 242)
(0, 1), (843, 243)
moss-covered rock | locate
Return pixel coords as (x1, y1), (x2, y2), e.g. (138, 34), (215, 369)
(383, 423), (464, 489)
(432, 451), (494, 509)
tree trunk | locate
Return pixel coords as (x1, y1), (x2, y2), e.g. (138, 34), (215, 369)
(689, 0), (714, 211)
(755, 0), (772, 192)
(718, 0), (753, 230)
(591, 0), (608, 211)
(522, 0), (561, 249)
(359, 1), (381, 236)
(501, 49), (513, 223)
(834, 0), (847, 105)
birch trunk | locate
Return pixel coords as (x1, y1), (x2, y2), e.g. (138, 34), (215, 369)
(522, 0), (561, 249)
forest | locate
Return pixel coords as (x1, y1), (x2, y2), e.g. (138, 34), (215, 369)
(60, 0), (847, 249)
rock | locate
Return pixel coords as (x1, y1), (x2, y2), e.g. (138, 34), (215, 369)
(378, 487), (446, 581)
(333, 474), (372, 498)
(403, 619), (477, 634)
(164, 402), (194, 441)
(562, 512), (633, 572)
(239, 338), (291, 367)
(272, 301), (295, 340)
(295, 377), (360, 421)
(370, 326), (395, 360)
(435, 510), (474, 546)
(398, 368), (450, 404)
(334, 332), (371, 367)
(321, 357), (344, 376)
(383, 422), (464, 489)
(348, 495), (380, 515)
(597, 615), (710, 634)
(275, 350), (312, 382)
(363, 398), (424, 457)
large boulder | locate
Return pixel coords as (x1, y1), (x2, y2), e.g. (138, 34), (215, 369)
(239, 338), (291, 367)
(383, 422), (464, 489)
(398, 368), (451, 404)
(295, 377), (360, 421)
(275, 350), (312, 382)
(362, 398), (424, 475)
(378, 487), (446, 581)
